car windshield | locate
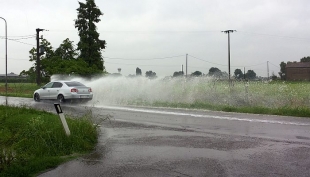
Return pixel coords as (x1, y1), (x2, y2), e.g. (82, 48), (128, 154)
(65, 82), (85, 87)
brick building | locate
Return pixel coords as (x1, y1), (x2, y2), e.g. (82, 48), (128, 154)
(286, 62), (310, 81)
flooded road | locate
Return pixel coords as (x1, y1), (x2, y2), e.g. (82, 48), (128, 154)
(2, 97), (310, 176)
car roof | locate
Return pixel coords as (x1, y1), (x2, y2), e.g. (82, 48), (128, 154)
(50, 80), (81, 83)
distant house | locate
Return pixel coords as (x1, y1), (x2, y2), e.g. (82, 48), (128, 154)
(286, 62), (310, 81)
(0, 72), (27, 82)
(0, 72), (19, 78)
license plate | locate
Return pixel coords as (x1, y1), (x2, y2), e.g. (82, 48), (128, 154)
(80, 95), (89, 98)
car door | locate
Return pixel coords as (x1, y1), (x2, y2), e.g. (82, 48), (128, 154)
(39, 82), (54, 99)
(49, 82), (63, 99)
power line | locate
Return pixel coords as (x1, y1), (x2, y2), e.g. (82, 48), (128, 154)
(7, 39), (35, 46)
(233, 62), (266, 67)
(1, 36), (36, 40)
(0, 34), (36, 38)
(0, 57), (29, 61)
(268, 62), (280, 68)
(238, 31), (310, 41)
(188, 55), (227, 66)
(189, 54), (266, 68)
(105, 61), (179, 67)
(104, 55), (184, 60)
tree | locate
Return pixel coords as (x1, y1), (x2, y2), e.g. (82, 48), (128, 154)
(75, 0), (106, 73)
(300, 56), (310, 62)
(234, 69), (244, 79)
(41, 57), (95, 76)
(278, 61), (286, 80)
(21, 38), (96, 80)
(191, 71), (202, 77)
(271, 72), (278, 80)
(136, 67), (142, 76)
(173, 71), (184, 77)
(145, 71), (157, 78)
(54, 38), (78, 60)
(208, 67), (222, 77)
(20, 38), (55, 82)
(245, 70), (256, 80)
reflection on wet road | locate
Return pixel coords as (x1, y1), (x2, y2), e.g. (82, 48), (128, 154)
(1, 97), (310, 176)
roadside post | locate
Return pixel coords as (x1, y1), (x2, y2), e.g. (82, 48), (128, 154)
(54, 103), (71, 136)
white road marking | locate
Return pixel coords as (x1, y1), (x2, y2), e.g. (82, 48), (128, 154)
(94, 105), (310, 126)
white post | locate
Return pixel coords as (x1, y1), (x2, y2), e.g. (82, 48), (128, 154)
(54, 103), (71, 136)
(0, 17), (7, 105)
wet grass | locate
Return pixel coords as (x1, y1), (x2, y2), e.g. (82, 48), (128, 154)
(0, 105), (98, 177)
(148, 101), (310, 117)
(116, 79), (310, 117)
(2, 80), (310, 117)
(0, 83), (40, 98)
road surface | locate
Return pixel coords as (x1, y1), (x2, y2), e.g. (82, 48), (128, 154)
(2, 97), (310, 176)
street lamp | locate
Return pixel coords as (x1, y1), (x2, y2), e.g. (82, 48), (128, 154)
(222, 30), (236, 85)
(0, 17), (7, 104)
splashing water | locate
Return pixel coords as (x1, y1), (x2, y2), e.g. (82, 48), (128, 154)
(50, 75), (310, 108)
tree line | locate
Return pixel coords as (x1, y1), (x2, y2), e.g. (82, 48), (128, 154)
(125, 67), (257, 80)
(20, 0), (106, 82)
(172, 67), (257, 80)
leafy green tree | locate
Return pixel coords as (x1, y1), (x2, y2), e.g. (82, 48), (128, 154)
(20, 67), (36, 82)
(234, 69), (244, 79)
(208, 67), (222, 77)
(271, 72), (278, 80)
(20, 38), (55, 82)
(54, 38), (78, 60)
(191, 71), (202, 77)
(75, 0), (106, 73)
(278, 61), (286, 80)
(245, 70), (256, 80)
(300, 56), (310, 62)
(173, 71), (184, 77)
(145, 71), (156, 78)
(42, 57), (95, 76)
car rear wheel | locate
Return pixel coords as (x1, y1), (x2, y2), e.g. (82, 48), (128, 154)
(34, 93), (40, 102)
(57, 94), (65, 103)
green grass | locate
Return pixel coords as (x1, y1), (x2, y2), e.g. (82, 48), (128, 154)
(114, 79), (310, 117)
(0, 105), (98, 177)
(0, 83), (41, 98)
(2, 80), (310, 117)
(148, 101), (310, 117)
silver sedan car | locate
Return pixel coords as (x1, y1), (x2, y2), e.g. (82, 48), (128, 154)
(33, 81), (93, 103)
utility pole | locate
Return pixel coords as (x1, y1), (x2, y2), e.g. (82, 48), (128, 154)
(186, 54), (188, 77)
(36, 28), (44, 86)
(244, 67), (246, 80)
(182, 64), (183, 74)
(222, 30), (236, 85)
(267, 61), (269, 80)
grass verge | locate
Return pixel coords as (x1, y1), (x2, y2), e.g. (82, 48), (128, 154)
(149, 101), (310, 118)
(0, 83), (40, 98)
(0, 105), (98, 177)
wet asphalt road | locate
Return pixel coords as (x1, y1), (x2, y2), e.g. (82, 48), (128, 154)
(2, 97), (310, 176)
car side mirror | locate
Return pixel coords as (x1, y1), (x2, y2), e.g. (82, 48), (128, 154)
(41, 87), (46, 89)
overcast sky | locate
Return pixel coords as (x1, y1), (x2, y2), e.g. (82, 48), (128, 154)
(0, 0), (309, 77)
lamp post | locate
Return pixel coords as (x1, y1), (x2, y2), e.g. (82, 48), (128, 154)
(0, 17), (7, 104)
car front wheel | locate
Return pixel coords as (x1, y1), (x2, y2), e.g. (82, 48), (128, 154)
(57, 94), (65, 103)
(34, 93), (40, 102)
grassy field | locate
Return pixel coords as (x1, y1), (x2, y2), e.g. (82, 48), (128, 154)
(0, 83), (40, 98)
(0, 105), (98, 177)
(1, 80), (310, 117)
(145, 80), (310, 117)
(89, 77), (310, 117)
